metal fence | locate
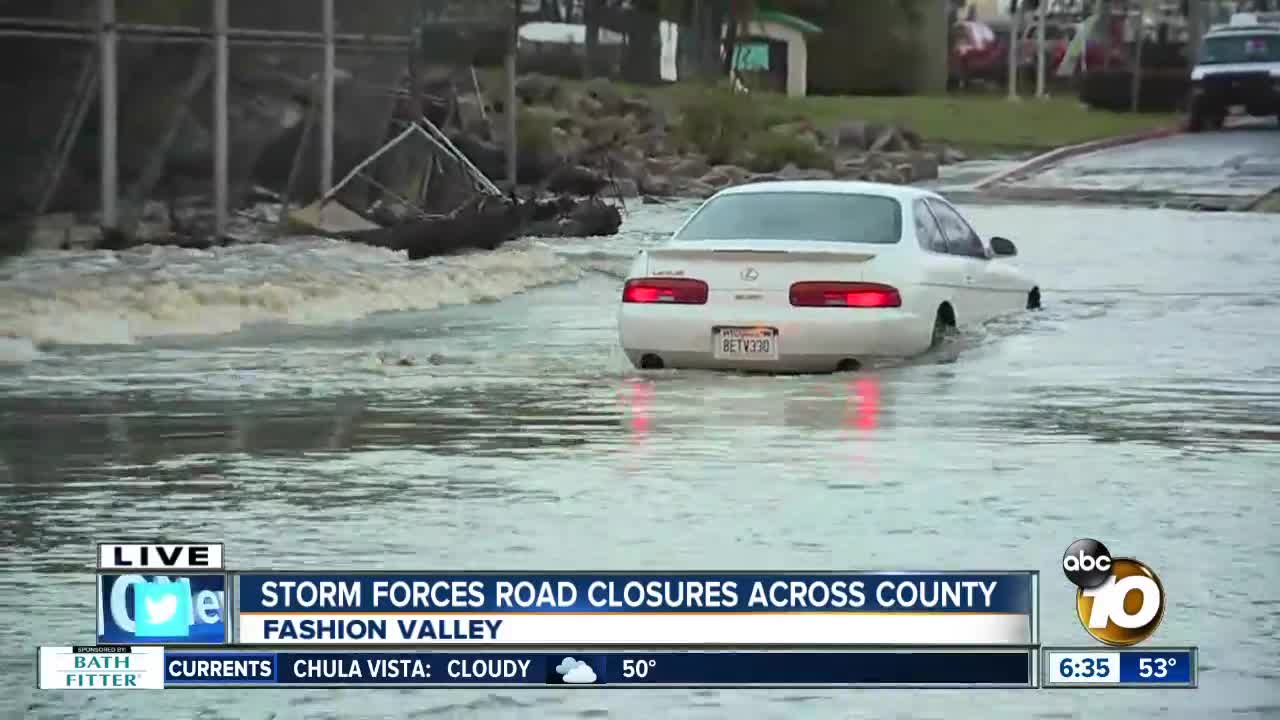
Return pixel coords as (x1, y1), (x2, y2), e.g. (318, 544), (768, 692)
(0, 0), (516, 247)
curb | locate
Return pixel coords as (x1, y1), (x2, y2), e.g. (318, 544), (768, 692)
(1243, 184), (1280, 213)
(971, 126), (1182, 190)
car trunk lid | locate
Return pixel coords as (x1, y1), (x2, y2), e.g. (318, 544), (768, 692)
(644, 240), (881, 292)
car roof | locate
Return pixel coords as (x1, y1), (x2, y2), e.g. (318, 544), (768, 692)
(713, 180), (942, 204)
(1205, 25), (1280, 37)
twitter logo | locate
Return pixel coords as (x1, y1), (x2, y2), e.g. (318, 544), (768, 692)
(134, 579), (192, 638)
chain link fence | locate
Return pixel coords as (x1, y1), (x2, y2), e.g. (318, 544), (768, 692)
(0, 0), (516, 252)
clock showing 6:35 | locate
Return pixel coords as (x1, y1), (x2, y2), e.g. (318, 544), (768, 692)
(1047, 652), (1122, 684)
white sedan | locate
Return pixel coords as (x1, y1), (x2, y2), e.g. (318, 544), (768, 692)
(617, 181), (1039, 373)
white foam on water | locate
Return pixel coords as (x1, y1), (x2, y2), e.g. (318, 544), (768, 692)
(0, 237), (594, 346)
(0, 337), (40, 364)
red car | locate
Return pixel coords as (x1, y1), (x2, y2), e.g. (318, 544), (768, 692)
(950, 20), (1007, 87)
(1018, 19), (1129, 74)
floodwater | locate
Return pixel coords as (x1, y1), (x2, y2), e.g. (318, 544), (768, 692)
(1016, 126), (1280, 197)
(2, 200), (1278, 719)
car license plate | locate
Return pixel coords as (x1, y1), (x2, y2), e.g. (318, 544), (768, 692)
(714, 327), (778, 361)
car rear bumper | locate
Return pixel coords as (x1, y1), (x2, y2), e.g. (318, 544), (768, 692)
(618, 304), (932, 372)
(1192, 76), (1280, 112)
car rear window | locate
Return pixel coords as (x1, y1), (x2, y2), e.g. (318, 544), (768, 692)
(673, 192), (903, 244)
(1200, 33), (1280, 63)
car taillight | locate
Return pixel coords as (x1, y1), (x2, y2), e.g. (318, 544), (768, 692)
(790, 282), (901, 308)
(622, 278), (709, 305)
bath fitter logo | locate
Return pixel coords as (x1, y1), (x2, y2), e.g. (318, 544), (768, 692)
(134, 579), (192, 637)
(1062, 538), (1165, 646)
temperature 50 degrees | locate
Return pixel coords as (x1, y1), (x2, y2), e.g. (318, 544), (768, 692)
(621, 659), (658, 679)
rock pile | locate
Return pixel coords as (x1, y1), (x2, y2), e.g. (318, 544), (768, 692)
(454, 73), (973, 202)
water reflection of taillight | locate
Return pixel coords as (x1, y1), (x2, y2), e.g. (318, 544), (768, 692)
(846, 377), (880, 430)
(627, 379), (652, 436)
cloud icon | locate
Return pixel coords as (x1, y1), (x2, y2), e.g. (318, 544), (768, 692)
(563, 663), (597, 684)
(556, 657), (583, 675)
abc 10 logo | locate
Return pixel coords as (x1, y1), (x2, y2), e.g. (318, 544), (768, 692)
(1062, 539), (1165, 646)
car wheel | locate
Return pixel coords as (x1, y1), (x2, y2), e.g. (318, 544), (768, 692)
(1188, 109), (1204, 133)
(930, 304), (956, 348)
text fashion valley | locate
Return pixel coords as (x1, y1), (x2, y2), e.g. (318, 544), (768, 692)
(263, 618), (503, 641)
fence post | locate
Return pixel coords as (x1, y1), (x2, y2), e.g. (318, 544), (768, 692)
(1187, 0), (1204, 65)
(321, 0), (335, 195)
(98, 0), (118, 232)
(1130, 0), (1145, 113)
(213, 0), (228, 239)
(1035, 0), (1047, 97)
(1007, 0), (1022, 99)
(505, 0), (518, 187)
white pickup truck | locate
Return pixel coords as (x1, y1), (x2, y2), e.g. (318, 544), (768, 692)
(1188, 13), (1280, 132)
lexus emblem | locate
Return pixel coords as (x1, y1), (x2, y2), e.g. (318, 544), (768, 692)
(741, 267), (759, 281)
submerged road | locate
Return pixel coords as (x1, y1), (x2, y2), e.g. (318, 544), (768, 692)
(1016, 123), (1280, 197)
(1, 190), (1278, 716)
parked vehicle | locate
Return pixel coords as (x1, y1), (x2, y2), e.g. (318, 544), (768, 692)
(1187, 14), (1280, 131)
(950, 20), (1007, 87)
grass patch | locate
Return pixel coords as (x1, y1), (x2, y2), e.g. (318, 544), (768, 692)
(674, 86), (760, 164)
(477, 70), (1181, 156)
(622, 83), (1181, 155)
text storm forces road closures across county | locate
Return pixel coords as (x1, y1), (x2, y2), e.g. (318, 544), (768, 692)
(250, 578), (1004, 610)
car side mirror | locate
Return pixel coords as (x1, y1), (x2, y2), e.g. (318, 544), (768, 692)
(990, 236), (1017, 257)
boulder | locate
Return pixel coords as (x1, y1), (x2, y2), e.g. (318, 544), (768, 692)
(611, 178), (640, 197)
(515, 73), (563, 106)
(677, 178), (719, 198)
(619, 96), (653, 118)
(868, 167), (904, 184)
(455, 96), (491, 136)
(777, 164), (835, 181)
(896, 126), (922, 150)
(645, 155), (683, 176)
(833, 121), (870, 150)
(834, 158), (868, 179)
(567, 198), (622, 236)
(583, 77), (625, 114)
(905, 152), (940, 182)
(869, 125), (908, 153)
(582, 116), (634, 145)
(699, 164), (752, 189)
(639, 174), (676, 196)
(670, 155), (712, 179)
(547, 165), (609, 196)
(575, 93), (606, 117)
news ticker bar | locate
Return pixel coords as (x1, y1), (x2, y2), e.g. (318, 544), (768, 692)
(39, 646), (1200, 689)
(43, 647), (1036, 689)
(97, 568), (1038, 646)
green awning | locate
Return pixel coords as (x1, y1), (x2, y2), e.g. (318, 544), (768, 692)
(755, 10), (822, 35)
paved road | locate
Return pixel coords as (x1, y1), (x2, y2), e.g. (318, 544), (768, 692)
(1017, 122), (1280, 197)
